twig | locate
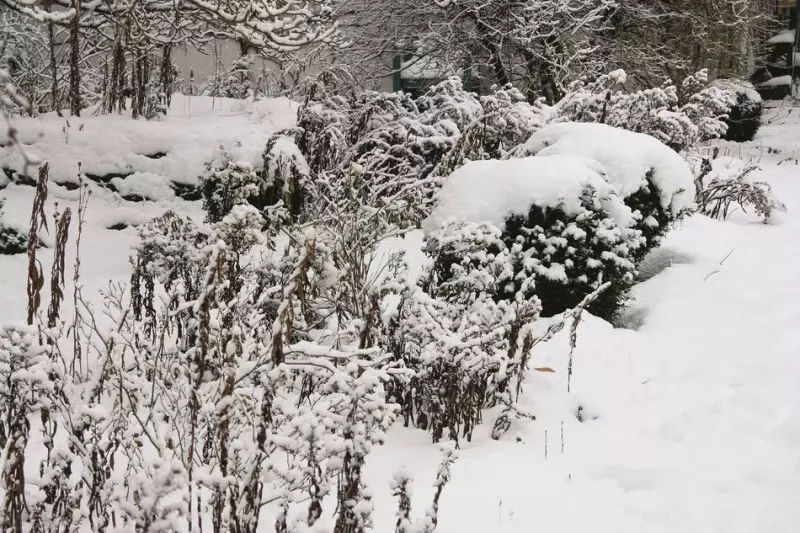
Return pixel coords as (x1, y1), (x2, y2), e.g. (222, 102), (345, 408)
(704, 248), (734, 281)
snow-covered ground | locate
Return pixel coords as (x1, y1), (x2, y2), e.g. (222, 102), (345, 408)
(1, 99), (799, 532)
(1, 94), (298, 190)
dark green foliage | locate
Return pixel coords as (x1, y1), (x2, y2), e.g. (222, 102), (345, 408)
(625, 173), (674, 264)
(0, 226), (27, 255)
(724, 92), (762, 143)
(423, 188), (640, 321)
(498, 190), (640, 321)
(0, 200), (27, 255)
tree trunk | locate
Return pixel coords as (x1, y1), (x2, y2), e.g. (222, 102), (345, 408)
(238, 38), (251, 56)
(69, 0), (81, 116)
(465, 9), (509, 88)
(131, 48), (147, 119)
(160, 44), (173, 110)
(111, 36), (126, 113)
(47, 19), (61, 117)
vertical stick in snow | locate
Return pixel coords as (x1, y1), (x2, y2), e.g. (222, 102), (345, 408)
(544, 430), (548, 459)
(72, 166), (88, 376)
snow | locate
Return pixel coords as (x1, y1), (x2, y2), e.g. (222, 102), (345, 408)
(712, 79), (762, 103)
(520, 122), (695, 213)
(766, 29), (795, 45)
(759, 75), (793, 88)
(423, 154), (634, 233)
(0, 94), (298, 194)
(3, 99), (800, 533)
(399, 53), (459, 81)
(111, 171), (177, 201)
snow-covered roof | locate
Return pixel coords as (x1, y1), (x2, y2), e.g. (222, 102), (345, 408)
(767, 30), (796, 45)
(759, 75), (793, 88)
(521, 123), (694, 214)
(424, 154), (633, 233)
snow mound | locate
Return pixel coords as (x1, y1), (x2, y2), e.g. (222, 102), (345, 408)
(0, 95), (298, 190)
(424, 154), (633, 232)
(521, 122), (694, 213)
(111, 172), (176, 201)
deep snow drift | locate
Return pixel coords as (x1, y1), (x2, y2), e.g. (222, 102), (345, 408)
(1, 98), (800, 533)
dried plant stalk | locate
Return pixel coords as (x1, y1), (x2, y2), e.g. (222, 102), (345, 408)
(47, 208), (71, 328)
(27, 164), (49, 325)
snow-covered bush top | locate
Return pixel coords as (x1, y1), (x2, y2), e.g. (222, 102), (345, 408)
(423, 154), (634, 233)
(554, 69), (734, 153)
(520, 122), (695, 214)
(711, 80), (761, 104)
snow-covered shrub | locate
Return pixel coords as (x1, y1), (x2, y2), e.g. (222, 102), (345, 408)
(517, 122), (694, 264)
(417, 77), (482, 132)
(696, 159), (786, 223)
(0, 199), (26, 255)
(199, 158), (261, 223)
(426, 154), (642, 320)
(343, 118), (457, 223)
(500, 189), (639, 319)
(348, 90), (421, 142)
(122, 205), (407, 532)
(294, 78), (352, 175)
(270, 79), (476, 227)
(203, 54), (257, 99)
(678, 70), (734, 143)
(437, 84), (547, 176)
(556, 69), (734, 152)
(269, 77), (549, 228)
(0, 325), (53, 532)
(396, 219), (539, 443)
(261, 134), (311, 218)
(714, 81), (763, 143)
(130, 210), (209, 335)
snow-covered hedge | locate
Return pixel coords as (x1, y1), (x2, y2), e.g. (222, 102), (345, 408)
(517, 122), (694, 262)
(258, 77), (547, 228)
(714, 80), (762, 143)
(425, 155), (643, 319)
(251, 70), (723, 233)
(555, 69), (733, 152)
